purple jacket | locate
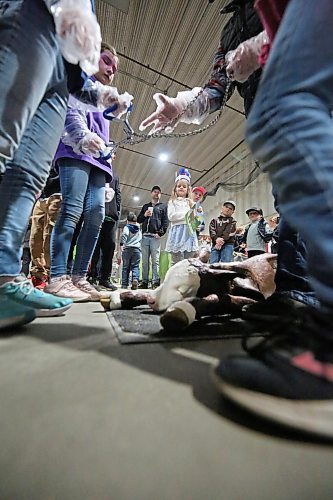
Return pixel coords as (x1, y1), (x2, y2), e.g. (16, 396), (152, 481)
(54, 100), (113, 182)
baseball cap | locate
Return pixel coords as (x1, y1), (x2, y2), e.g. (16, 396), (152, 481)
(223, 200), (236, 209)
(246, 206), (263, 215)
(192, 186), (206, 197)
(151, 185), (161, 192)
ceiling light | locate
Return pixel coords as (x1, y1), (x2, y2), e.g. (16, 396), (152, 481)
(158, 153), (168, 162)
(133, 195), (139, 202)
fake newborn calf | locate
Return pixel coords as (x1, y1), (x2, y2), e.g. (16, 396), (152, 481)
(101, 253), (276, 331)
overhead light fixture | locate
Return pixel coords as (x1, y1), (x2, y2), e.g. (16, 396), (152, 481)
(158, 153), (168, 162)
(133, 195), (139, 202)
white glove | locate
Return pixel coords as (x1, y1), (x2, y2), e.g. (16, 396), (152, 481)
(50, 0), (101, 75)
(105, 184), (115, 202)
(98, 89), (134, 118)
(225, 30), (269, 83)
(139, 88), (209, 134)
(74, 132), (105, 158)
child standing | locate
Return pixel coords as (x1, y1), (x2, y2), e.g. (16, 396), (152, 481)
(120, 213), (142, 290)
(166, 168), (198, 265)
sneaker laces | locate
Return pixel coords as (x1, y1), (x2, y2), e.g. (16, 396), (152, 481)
(74, 279), (99, 294)
(6, 275), (45, 298)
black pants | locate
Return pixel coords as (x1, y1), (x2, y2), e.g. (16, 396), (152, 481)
(247, 249), (265, 259)
(90, 219), (117, 281)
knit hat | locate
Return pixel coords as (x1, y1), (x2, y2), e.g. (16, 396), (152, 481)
(224, 200), (236, 210)
(175, 167), (191, 184)
(192, 186), (206, 197)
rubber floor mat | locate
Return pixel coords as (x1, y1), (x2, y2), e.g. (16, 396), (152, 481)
(106, 305), (265, 344)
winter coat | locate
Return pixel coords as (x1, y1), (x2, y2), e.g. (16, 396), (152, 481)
(209, 215), (237, 245)
(205, 0), (263, 116)
(137, 202), (169, 236)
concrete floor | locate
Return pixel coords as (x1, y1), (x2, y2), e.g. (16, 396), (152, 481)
(0, 302), (332, 500)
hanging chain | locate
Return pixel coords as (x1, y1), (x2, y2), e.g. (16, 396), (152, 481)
(108, 63), (232, 151)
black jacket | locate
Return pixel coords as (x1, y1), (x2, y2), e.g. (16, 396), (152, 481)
(243, 218), (273, 244)
(205, 0), (263, 116)
(105, 174), (121, 222)
(137, 202), (169, 237)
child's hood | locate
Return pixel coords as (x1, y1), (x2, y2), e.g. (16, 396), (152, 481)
(127, 223), (140, 234)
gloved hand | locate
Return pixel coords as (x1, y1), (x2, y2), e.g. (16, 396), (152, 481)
(225, 30), (268, 83)
(99, 90), (133, 118)
(105, 184), (115, 202)
(139, 87), (207, 134)
(50, 0), (102, 75)
(74, 132), (106, 158)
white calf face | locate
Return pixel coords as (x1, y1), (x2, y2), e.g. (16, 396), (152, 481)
(147, 260), (200, 311)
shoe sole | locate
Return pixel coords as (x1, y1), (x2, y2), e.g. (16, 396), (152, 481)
(0, 310), (36, 330)
(211, 367), (333, 439)
(35, 303), (72, 317)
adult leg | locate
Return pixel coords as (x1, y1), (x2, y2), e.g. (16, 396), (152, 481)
(141, 236), (150, 285)
(0, 48), (72, 318)
(100, 220), (117, 281)
(150, 237), (161, 286)
(0, 0), (60, 162)
(67, 215), (83, 275)
(90, 225), (103, 280)
(213, 0), (333, 437)
(30, 199), (48, 280)
(121, 250), (130, 288)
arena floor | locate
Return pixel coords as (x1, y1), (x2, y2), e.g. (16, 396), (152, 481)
(0, 302), (332, 499)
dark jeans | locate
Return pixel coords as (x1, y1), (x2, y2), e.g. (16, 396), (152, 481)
(122, 247), (141, 287)
(275, 216), (317, 307)
(90, 219), (117, 281)
(272, 189), (317, 307)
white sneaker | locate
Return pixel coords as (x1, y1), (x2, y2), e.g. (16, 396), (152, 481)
(45, 277), (90, 302)
(72, 278), (104, 302)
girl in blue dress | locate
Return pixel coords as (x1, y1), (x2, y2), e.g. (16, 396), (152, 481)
(166, 168), (199, 265)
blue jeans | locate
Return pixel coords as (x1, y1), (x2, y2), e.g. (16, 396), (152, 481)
(246, 0), (333, 312)
(210, 243), (234, 263)
(0, 0), (68, 277)
(141, 235), (161, 284)
(122, 247), (141, 287)
(50, 159), (105, 277)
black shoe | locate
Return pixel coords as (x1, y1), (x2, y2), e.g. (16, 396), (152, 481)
(211, 307), (333, 438)
(242, 293), (306, 323)
(87, 276), (99, 286)
(131, 279), (139, 290)
(98, 279), (117, 291)
(138, 282), (149, 289)
(151, 282), (160, 290)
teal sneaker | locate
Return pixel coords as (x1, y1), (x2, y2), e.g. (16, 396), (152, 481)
(0, 296), (36, 331)
(0, 276), (72, 317)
